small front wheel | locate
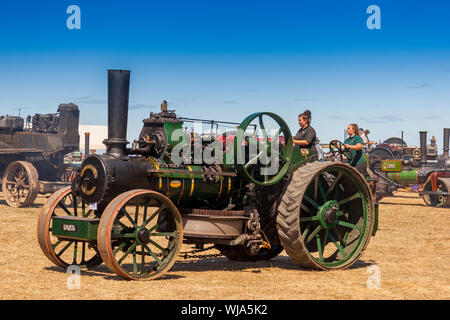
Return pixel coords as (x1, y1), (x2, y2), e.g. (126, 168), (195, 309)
(37, 186), (103, 269)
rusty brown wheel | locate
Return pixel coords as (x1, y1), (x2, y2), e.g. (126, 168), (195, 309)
(422, 178), (450, 208)
(2, 161), (39, 207)
(37, 186), (103, 270)
(97, 189), (183, 281)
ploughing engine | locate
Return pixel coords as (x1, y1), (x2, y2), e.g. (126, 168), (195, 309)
(0, 104), (79, 207)
(38, 70), (378, 280)
(369, 129), (450, 207)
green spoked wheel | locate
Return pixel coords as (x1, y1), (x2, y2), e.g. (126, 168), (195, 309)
(37, 186), (103, 269)
(97, 189), (183, 280)
(235, 112), (293, 186)
(277, 162), (375, 270)
(422, 178), (450, 208)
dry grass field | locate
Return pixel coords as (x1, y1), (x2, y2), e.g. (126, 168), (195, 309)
(0, 189), (449, 300)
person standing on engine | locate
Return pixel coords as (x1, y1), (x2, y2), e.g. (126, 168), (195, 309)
(293, 110), (318, 159)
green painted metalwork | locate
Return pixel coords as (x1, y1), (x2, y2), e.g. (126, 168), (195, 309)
(164, 122), (183, 151)
(381, 160), (402, 172)
(372, 203), (379, 236)
(387, 169), (418, 185)
(234, 112), (293, 186)
(52, 216), (100, 241)
(298, 166), (371, 268)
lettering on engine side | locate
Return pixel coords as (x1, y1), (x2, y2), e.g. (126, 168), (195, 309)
(62, 224), (77, 232)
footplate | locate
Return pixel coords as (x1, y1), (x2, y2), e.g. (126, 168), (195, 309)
(52, 216), (100, 241)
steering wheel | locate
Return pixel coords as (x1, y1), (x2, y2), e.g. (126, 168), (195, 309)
(235, 112), (293, 186)
(329, 140), (353, 163)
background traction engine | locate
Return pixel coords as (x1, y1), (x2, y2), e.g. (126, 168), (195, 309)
(37, 70), (378, 280)
(0, 104), (80, 207)
(369, 129), (450, 207)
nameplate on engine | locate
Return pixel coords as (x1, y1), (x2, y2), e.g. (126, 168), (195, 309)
(61, 224), (78, 232)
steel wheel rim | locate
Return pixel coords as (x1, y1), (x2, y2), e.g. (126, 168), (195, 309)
(37, 187), (102, 269)
(299, 166), (372, 268)
(98, 190), (183, 280)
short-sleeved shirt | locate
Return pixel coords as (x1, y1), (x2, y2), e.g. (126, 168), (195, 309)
(344, 134), (365, 166)
(360, 133), (368, 144)
(294, 125), (317, 149)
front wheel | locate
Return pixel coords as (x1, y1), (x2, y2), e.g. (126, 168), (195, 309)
(277, 162), (375, 270)
(97, 189), (183, 280)
(37, 186), (103, 269)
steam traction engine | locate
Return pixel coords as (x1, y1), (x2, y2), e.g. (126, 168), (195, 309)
(38, 70), (378, 280)
(0, 104), (80, 207)
(369, 129), (450, 207)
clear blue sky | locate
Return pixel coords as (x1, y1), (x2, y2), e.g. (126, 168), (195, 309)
(0, 0), (449, 149)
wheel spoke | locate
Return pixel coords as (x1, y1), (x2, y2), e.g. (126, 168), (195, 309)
(149, 231), (177, 237)
(143, 244), (163, 266)
(303, 194), (320, 209)
(313, 176), (319, 201)
(300, 204), (313, 215)
(244, 150), (264, 169)
(326, 172), (344, 197)
(302, 223), (311, 241)
(323, 229), (329, 250)
(134, 200), (140, 225)
(337, 192), (361, 206)
(132, 251), (138, 275)
(120, 208), (138, 228)
(328, 232), (347, 257)
(306, 225), (322, 244)
(318, 177), (327, 202)
(332, 226), (345, 246)
(335, 220), (362, 231)
(118, 242), (137, 265)
(56, 241), (73, 257)
(113, 242), (128, 255)
(300, 215), (319, 222)
(142, 201), (148, 225)
(148, 238), (169, 254)
(72, 242), (78, 264)
(317, 235), (323, 262)
(141, 245), (146, 275)
(258, 114), (269, 144)
(144, 204), (167, 227)
(57, 202), (73, 216)
(51, 239), (63, 250)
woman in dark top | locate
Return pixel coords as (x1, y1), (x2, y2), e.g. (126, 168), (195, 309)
(293, 110), (318, 158)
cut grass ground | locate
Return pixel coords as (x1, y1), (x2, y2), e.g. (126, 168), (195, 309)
(0, 189), (448, 299)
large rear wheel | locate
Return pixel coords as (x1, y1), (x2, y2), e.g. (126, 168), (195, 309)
(277, 162), (375, 270)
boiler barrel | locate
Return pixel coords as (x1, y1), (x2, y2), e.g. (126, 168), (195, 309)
(387, 169), (419, 185)
(147, 160), (239, 207)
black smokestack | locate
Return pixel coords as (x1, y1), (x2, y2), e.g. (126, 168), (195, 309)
(104, 70), (130, 158)
(419, 131), (427, 162)
(444, 128), (450, 158)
